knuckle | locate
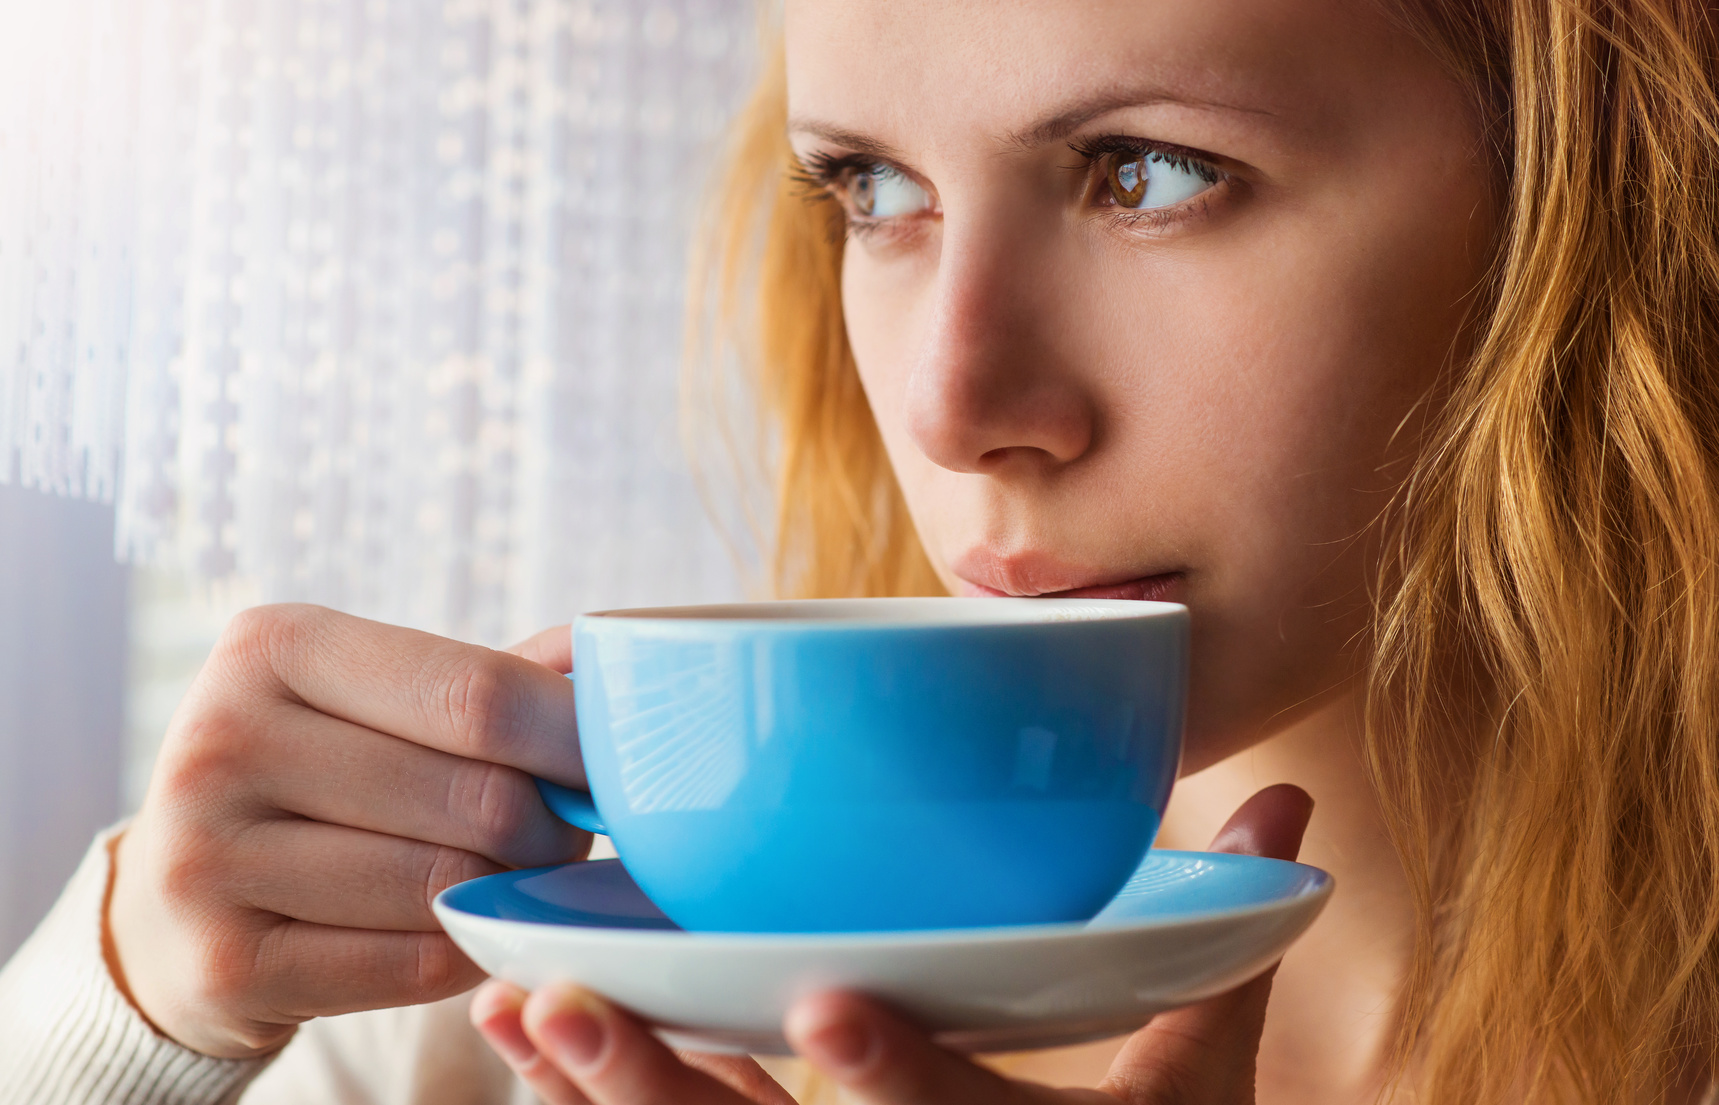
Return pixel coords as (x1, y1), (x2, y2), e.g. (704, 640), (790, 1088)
(182, 914), (266, 1015)
(421, 845), (497, 906)
(215, 604), (301, 674)
(409, 932), (480, 998)
(210, 603), (339, 694)
(150, 699), (268, 826)
(152, 824), (227, 907)
(152, 610), (318, 810)
(162, 699), (252, 781)
(449, 761), (538, 861)
(1106, 1055), (1205, 1105)
(440, 651), (525, 759)
(228, 1020), (295, 1056)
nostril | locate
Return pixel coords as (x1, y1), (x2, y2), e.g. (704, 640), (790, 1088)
(901, 314), (1098, 473)
(976, 445), (1037, 469)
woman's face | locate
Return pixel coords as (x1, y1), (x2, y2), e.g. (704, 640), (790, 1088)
(785, 0), (1495, 772)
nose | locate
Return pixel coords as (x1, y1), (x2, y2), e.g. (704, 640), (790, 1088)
(903, 223), (1097, 475)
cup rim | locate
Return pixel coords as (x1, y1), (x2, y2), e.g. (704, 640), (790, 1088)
(579, 596), (1188, 630)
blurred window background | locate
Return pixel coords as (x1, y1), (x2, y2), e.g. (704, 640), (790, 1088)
(0, 0), (758, 961)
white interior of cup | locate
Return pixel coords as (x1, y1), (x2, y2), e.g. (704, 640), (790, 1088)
(585, 597), (1185, 626)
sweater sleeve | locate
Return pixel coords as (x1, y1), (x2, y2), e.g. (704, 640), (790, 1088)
(0, 826), (272, 1105)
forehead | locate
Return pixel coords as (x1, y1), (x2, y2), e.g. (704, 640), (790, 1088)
(785, 0), (1425, 154)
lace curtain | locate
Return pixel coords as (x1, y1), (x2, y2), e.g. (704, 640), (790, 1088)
(0, 0), (757, 644)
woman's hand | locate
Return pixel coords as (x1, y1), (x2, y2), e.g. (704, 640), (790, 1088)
(107, 604), (589, 1059)
(471, 784), (1314, 1105)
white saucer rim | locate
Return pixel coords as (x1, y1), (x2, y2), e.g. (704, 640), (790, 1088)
(432, 850), (1334, 950)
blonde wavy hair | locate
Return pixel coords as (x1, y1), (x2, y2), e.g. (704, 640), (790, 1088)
(691, 0), (1719, 1101)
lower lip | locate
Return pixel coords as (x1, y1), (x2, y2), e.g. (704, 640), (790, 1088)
(958, 573), (1184, 603)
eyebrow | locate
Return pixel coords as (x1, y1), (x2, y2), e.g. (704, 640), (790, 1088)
(785, 120), (910, 164)
(1006, 89), (1277, 149)
(789, 88), (1274, 161)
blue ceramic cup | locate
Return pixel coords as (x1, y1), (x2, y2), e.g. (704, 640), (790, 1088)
(535, 597), (1187, 933)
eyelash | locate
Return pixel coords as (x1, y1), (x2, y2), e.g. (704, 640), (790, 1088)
(1068, 135), (1225, 229)
(788, 152), (916, 242)
(791, 136), (1227, 239)
(789, 150), (874, 195)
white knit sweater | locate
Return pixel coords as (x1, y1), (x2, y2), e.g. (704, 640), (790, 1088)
(0, 829), (534, 1105)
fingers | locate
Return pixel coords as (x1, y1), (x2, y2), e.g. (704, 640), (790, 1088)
(1204, 783), (1314, 861)
(145, 917), (488, 1051)
(472, 981), (593, 1105)
(481, 983), (1058, 1105)
(1098, 784), (1315, 1104)
(784, 991), (1040, 1105)
(1101, 971), (1276, 1104)
(107, 608), (590, 1061)
(505, 983), (787, 1105)
(214, 604), (585, 787)
(674, 1050), (805, 1104)
(229, 819), (503, 930)
(252, 922), (488, 1018)
(233, 701), (586, 869)
(473, 980), (798, 1105)
(507, 625), (574, 674)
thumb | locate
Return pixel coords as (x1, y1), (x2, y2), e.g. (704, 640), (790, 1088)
(1099, 784), (1314, 1104)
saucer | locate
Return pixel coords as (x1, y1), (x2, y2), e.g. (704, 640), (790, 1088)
(434, 851), (1332, 1055)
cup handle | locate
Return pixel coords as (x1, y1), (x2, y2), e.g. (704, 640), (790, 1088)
(535, 778), (609, 836)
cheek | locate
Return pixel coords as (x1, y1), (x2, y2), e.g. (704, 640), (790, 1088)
(1080, 184), (1491, 758)
(841, 247), (924, 405)
(840, 245), (942, 492)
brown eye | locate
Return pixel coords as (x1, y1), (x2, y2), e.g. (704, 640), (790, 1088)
(1107, 154), (1148, 207)
(1096, 147), (1220, 212)
(849, 170), (877, 216)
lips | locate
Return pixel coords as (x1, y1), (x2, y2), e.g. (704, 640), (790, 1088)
(956, 574), (1183, 602)
(951, 551), (1184, 602)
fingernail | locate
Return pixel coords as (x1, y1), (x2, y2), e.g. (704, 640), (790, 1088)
(804, 1020), (873, 1073)
(478, 1015), (538, 1067)
(471, 982), (537, 1067)
(539, 992), (608, 1072)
